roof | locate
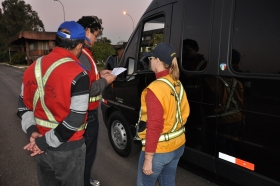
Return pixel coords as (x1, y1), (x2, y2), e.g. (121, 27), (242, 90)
(112, 42), (127, 50)
(8, 31), (57, 45)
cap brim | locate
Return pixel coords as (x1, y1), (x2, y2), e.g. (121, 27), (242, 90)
(143, 51), (157, 57)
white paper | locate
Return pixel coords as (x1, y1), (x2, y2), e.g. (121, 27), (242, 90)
(111, 67), (127, 76)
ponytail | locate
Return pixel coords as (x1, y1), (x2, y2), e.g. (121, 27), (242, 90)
(164, 57), (179, 81)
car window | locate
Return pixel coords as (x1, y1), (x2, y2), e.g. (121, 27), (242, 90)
(137, 16), (165, 71)
(232, 0), (280, 75)
(182, 0), (212, 72)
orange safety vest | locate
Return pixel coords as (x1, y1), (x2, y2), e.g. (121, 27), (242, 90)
(136, 75), (190, 153)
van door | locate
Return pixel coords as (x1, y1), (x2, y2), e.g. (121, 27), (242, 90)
(216, 0), (280, 185)
(178, 0), (219, 175)
(112, 3), (175, 127)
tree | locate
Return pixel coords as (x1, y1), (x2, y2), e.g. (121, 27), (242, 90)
(0, 0), (45, 50)
(148, 33), (164, 48)
(92, 37), (115, 63)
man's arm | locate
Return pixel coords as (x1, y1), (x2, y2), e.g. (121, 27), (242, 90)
(90, 78), (107, 96)
(17, 83), (38, 137)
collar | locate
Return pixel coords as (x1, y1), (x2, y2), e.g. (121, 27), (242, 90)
(84, 43), (91, 49)
(51, 47), (79, 62)
(156, 70), (169, 79)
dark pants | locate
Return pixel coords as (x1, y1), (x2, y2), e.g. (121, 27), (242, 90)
(84, 109), (99, 186)
(36, 144), (86, 186)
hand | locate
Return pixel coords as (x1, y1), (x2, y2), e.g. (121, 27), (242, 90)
(24, 142), (44, 156)
(25, 132), (42, 151)
(103, 74), (117, 84)
(30, 132), (42, 142)
(24, 133), (44, 156)
(30, 144), (44, 157)
(142, 155), (154, 175)
(99, 70), (112, 78)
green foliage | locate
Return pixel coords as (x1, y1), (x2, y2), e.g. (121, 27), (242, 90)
(148, 33), (164, 47)
(0, 0), (45, 50)
(92, 38), (115, 63)
(10, 52), (25, 65)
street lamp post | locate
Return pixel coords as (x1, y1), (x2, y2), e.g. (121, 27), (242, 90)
(123, 11), (134, 32)
(54, 0), (65, 22)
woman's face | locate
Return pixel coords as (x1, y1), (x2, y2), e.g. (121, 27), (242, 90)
(149, 56), (157, 72)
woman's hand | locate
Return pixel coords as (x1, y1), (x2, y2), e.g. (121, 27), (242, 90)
(142, 153), (154, 175)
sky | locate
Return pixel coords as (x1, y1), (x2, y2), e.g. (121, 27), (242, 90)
(1, 0), (152, 44)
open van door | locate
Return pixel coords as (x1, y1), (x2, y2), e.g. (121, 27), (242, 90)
(101, 2), (176, 157)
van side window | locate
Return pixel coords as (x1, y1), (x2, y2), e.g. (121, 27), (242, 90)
(137, 16), (165, 70)
(182, 0), (212, 71)
(232, 0), (280, 74)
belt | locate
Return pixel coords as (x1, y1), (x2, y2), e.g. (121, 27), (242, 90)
(35, 118), (87, 131)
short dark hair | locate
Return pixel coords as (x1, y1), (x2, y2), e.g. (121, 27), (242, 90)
(77, 16), (103, 33)
(183, 39), (199, 52)
(55, 28), (84, 50)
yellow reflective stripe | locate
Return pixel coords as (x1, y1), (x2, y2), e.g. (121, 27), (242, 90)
(35, 118), (87, 131)
(141, 127), (185, 146)
(34, 57), (57, 122)
(33, 57), (73, 108)
(89, 94), (102, 102)
(157, 78), (184, 132)
(216, 76), (239, 111)
(35, 117), (59, 128)
(33, 57), (73, 123)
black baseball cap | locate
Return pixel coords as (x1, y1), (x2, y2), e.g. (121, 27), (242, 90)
(144, 43), (176, 65)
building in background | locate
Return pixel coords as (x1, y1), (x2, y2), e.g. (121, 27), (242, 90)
(8, 31), (56, 65)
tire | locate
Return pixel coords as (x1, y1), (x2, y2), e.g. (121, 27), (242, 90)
(108, 111), (141, 157)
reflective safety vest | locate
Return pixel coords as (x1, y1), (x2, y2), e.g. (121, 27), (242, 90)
(135, 75), (190, 153)
(82, 48), (101, 110)
(23, 57), (87, 141)
(205, 76), (244, 124)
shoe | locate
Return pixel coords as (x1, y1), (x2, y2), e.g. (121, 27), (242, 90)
(90, 179), (100, 186)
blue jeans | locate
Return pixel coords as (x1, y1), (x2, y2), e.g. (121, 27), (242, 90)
(84, 109), (99, 186)
(36, 144), (86, 186)
(137, 145), (185, 186)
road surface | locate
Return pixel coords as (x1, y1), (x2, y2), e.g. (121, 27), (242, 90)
(0, 63), (218, 186)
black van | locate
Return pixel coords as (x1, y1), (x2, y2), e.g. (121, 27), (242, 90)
(101, 0), (280, 185)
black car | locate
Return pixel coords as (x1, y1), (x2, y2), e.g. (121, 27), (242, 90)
(101, 0), (280, 185)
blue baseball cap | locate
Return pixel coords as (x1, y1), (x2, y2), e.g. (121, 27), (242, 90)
(57, 21), (90, 42)
(144, 43), (176, 65)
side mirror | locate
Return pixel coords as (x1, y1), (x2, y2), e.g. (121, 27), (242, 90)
(127, 57), (136, 81)
(127, 57), (135, 75)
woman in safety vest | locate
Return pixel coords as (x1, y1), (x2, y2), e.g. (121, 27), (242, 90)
(136, 43), (190, 186)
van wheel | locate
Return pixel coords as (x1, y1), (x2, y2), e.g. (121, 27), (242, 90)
(108, 111), (140, 157)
